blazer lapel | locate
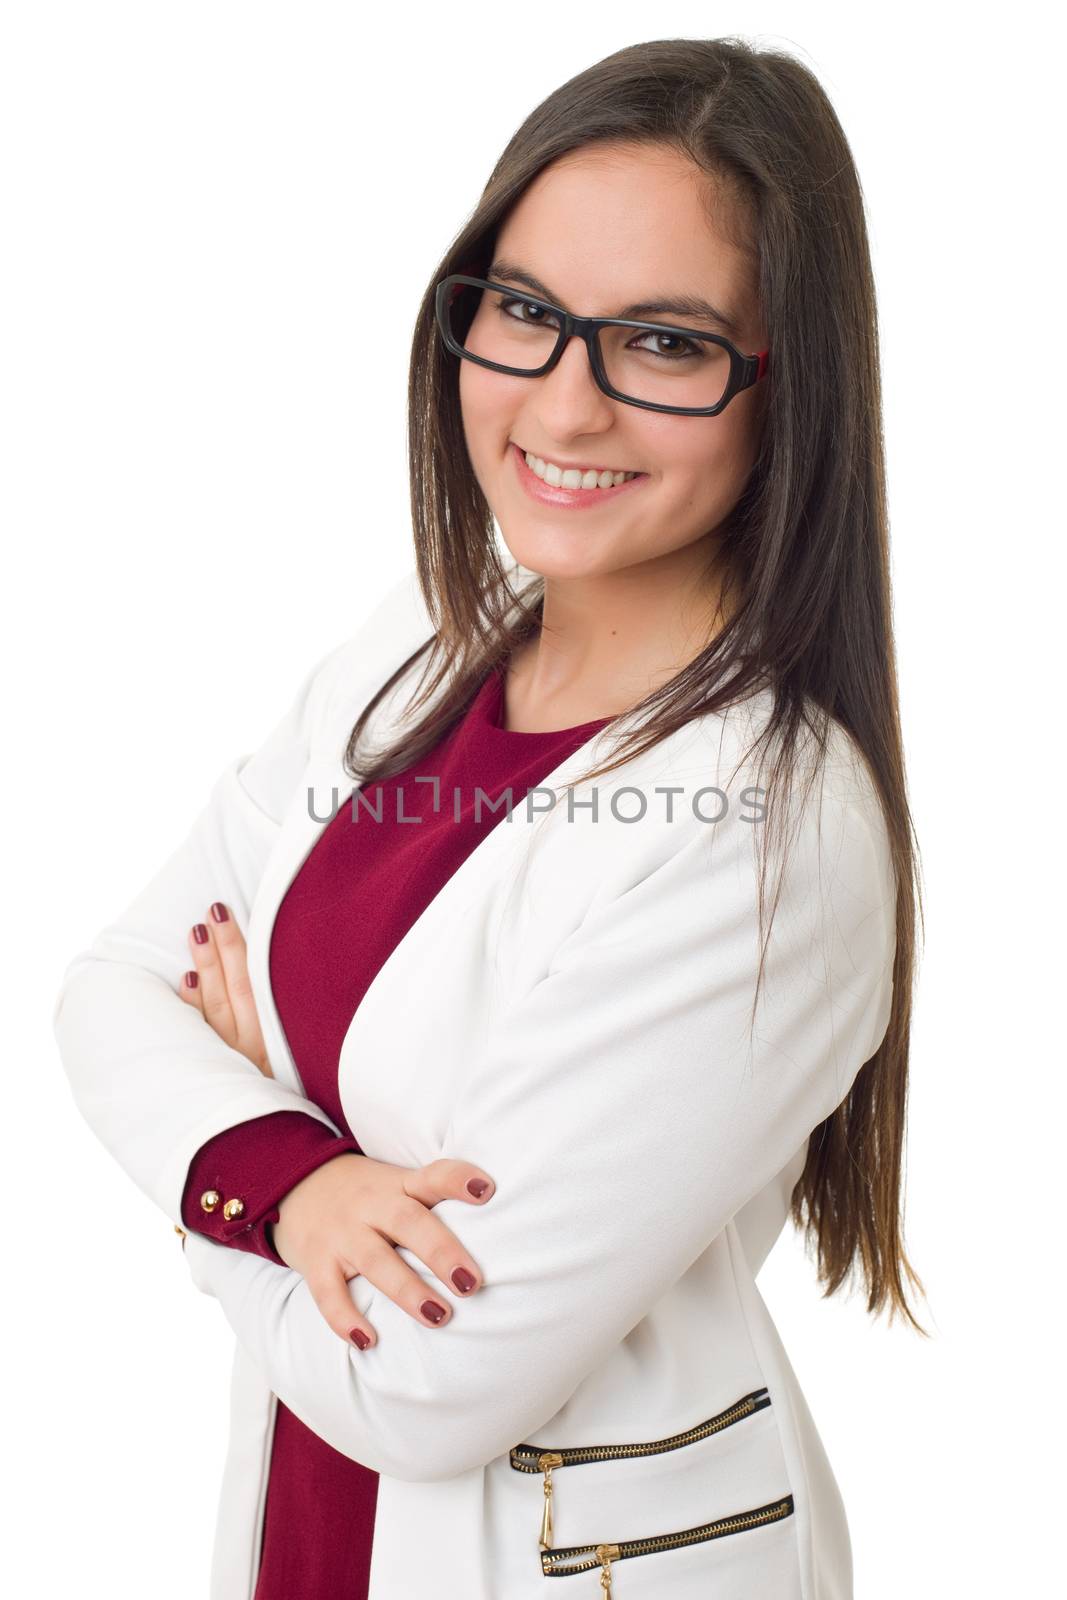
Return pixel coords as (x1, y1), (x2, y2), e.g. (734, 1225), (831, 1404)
(243, 642), (623, 1102)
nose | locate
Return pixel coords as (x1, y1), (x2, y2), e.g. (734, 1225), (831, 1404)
(531, 331), (616, 435)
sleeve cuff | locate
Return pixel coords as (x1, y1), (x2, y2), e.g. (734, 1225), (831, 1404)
(180, 1109), (363, 1264)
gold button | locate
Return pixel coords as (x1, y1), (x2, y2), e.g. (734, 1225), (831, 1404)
(200, 1188), (222, 1213)
(223, 1197), (245, 1221)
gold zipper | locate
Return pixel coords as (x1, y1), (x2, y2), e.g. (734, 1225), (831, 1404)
(509, 1385), (771, 1550)
(540, 1493), (795, 1596)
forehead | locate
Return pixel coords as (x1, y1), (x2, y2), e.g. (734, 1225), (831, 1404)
(493, 143), (756, 323)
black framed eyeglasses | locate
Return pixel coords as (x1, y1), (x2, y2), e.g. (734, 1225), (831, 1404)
(434, 274), (770, 417)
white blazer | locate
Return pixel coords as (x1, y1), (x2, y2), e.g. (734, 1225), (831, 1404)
(52, 563), (896, 1600)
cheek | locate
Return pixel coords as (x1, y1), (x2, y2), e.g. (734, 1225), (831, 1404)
(459, 365), (523, 453)
(458, 365), (492, 456)
(647, 421), (745, 497)
(673, 405), (762, 490)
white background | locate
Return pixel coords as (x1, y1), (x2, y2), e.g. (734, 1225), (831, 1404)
(4, 3), (1063, 1594)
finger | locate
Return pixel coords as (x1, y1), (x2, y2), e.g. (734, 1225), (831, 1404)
(188, 920), (237, 1049)
(204, 902), (270, 1070)
(177, 968), (204, 1016)
(342, 1231), (456, 1329)
(305, 1260), (378, 1350)
(382, 1191), (484, 1299)
(404, 1157), (496, 1209)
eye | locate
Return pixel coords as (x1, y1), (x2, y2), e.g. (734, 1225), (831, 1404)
(498, 296), (561, 330)
(630, 330), (707, 361)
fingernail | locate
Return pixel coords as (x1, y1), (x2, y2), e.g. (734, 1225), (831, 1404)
(451, 1267), (476, 1294)
(420, 1299), (447, 1324)
(193, 923), (209, 944)
(210, 902), (229, 923)
(349, 1327), (370, 1350)
(184, 970), (199, 989)
(467, 1179), (489, 1198)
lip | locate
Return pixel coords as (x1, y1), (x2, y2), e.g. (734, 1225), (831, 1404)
(510, 442), (648, 510)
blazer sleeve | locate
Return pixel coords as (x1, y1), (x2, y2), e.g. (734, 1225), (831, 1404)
(50, 569), (423, 1233)
(180, 1112), (364, 1263)
(181, 741), (898, 1482)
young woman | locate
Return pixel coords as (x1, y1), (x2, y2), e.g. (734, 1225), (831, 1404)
(53, 36), (924, 1600)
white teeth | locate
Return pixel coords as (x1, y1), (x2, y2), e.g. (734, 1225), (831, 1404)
(523, 449), (637, 489)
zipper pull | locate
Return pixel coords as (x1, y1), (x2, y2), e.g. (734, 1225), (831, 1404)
(537, 1452), (563, 1548)
(595, 1544), (620, 1598)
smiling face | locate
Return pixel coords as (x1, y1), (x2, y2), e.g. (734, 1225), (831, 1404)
(459, 141), (767, 586)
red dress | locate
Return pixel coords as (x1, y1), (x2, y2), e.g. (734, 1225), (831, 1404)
(180, 664), (612, 1598)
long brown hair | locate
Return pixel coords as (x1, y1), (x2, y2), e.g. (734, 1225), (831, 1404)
(344, 36), (928, 1333)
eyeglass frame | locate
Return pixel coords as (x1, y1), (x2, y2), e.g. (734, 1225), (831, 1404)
(434, 274), (770, 418)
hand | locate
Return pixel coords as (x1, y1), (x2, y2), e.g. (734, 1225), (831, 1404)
(178, 901), (271, 1074)
(177, 901), (496, 1348)
(268, 1151), (495, 1348)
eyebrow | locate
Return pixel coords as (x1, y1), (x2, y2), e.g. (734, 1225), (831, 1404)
(485, 258), (743, 341)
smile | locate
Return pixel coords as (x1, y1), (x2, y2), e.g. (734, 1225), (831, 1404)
(520, 445), (640, 488)
(510, 442), (648, 511)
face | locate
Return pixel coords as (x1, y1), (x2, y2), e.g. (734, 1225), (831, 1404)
(458, 141), (767, 588)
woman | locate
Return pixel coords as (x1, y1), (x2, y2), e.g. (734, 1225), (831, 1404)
(53, 36), (924, 1600)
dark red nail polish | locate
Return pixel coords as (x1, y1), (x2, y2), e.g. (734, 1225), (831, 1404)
(349, 1327), (370, 1350)
(184, 970), (199, 989)
(451, 1267), (476, 1294)
(210, 902), (229, 923)
(193, 923), (209, 944)
(467, 1179), (489, 1198)
(420, 1299), (447, 1324)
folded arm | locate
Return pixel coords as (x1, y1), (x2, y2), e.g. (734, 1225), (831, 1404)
(183, 751), (897, 1482)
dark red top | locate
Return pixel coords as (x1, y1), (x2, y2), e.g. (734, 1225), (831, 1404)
(180, 664), (612, 1599)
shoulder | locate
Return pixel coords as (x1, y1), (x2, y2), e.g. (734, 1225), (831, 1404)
(720, 699), (897, 960)
(656, 702), (897, 1044)
(603, 688), (894, 923)
(513, 687), (889, 963)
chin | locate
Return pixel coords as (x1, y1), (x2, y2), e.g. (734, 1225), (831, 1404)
(497, 525), (636, 583)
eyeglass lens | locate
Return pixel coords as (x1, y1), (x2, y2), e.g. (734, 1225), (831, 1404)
(445, 282), (732, 411)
